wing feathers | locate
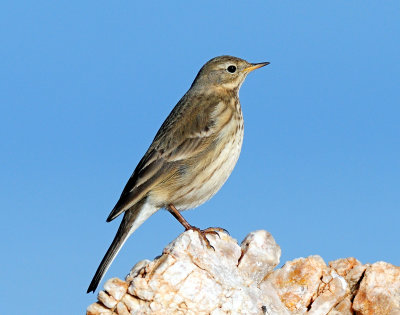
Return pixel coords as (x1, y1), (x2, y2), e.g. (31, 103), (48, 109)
(107, 97), (227, 221)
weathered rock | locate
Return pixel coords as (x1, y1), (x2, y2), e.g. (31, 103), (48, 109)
(238, 230), (281, 286)
(262, 255), (329, 314)
(329, 258), (366, 294)
(88, 230), (284, 314)
(87, 230), (399, 315)
(352, 261), (400, 315)
(307, 271), (348, 315)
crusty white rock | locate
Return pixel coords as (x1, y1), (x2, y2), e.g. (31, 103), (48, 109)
(87, 230), (399, 315)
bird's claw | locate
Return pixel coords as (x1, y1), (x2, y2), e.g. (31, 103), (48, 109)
(186, 226), (229, 250)
(204, 227), (230, 236)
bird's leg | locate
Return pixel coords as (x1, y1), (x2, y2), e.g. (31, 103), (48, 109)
(167, 204), (192, 230)
(167, 204), (223, 250)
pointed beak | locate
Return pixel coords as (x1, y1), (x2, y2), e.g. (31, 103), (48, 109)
(243, 62), (270, 73)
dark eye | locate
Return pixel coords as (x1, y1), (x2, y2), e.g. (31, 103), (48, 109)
(227, 65), (236, 73)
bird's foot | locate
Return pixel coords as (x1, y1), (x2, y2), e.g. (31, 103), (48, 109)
(186, 226), (229, 250)
(204, 227), (230, 236)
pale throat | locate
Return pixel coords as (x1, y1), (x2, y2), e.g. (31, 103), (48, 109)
(220, 75), (247, 92)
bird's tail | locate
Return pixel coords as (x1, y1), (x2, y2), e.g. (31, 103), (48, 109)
(87, 201), (157, 293)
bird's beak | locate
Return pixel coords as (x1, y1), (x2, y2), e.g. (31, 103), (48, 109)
(243, 62), (270, 73)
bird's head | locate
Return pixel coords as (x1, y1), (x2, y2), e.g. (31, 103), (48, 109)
(191, 55), (269, 92)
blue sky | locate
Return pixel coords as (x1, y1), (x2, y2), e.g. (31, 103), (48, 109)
(1, 1), (399, 314)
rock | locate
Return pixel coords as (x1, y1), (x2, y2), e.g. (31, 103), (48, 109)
(329, 258), (366, 293)
(265, 256), (348, 314)
(307, 271), (348, 315)
(352, 261), (400, 315)
(238, 230), (281, 285)
(87, 230), (399, 315)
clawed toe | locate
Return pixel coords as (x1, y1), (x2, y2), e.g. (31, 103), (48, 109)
(203, 227), (230, 236)
(187, 226), (215, 250)
(186, 226), (229, 250)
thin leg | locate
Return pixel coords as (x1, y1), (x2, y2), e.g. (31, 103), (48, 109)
(167, 204), (192, 230)
(167, 204), (223, 249)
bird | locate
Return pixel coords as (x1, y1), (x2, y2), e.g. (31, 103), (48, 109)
(87, 55), (269, 293)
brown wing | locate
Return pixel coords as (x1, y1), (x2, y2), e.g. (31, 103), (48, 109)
(106, 93), (225, 222)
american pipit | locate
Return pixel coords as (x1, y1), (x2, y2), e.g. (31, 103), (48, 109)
(87, 55), (269, 293)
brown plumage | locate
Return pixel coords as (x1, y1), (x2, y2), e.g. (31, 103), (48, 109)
(87, 55), (269, 293)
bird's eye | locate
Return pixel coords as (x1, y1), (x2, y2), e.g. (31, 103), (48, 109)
(227, 65), (237, 73)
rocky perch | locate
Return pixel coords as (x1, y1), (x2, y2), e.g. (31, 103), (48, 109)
(87, 230), (400, 315)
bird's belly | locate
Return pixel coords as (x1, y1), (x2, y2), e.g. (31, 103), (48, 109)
(174, 125), (244, 210)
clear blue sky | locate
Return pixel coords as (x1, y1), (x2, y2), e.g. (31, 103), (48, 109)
(1, 1), (399, 314)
